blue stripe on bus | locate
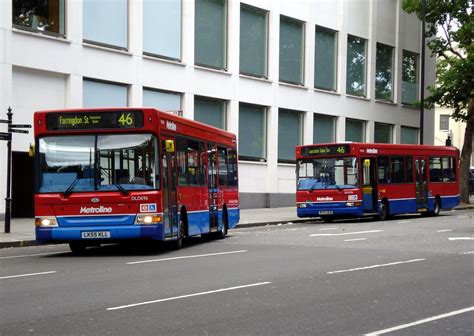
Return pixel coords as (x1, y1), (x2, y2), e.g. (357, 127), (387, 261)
(57, 215), (136, 227)
(186, 208), (240, 236)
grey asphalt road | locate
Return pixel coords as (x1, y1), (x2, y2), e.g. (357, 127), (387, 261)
(0, 210), (473, 335)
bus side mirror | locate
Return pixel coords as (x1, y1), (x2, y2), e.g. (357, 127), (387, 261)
(29, 144), (35, 157)
(364, 159), (370, 167)
(165, 140), (175, 153)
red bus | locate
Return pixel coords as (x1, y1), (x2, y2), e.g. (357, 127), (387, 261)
(34, 108), (239, 253)
(295, 143), (459, 222)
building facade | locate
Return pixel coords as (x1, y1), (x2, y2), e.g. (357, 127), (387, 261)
(0, 0), (435, 217)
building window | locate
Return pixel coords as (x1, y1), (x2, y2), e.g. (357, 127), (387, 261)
(402, 51), (419, 105)
(346, 35), (367, 97)
(345, 118), (365, 142)
(313, 114), (335, 143)
(13, 0), (65, 37)
(314, 26), (337, 91)
(279, 16), (305, 85)
(143, 89), (181, 112)
(374, 122), (392, 143)
(83, 79), (128, 108)
(440, 114), (450, 131)
(239, 104), (266, 162)
(278, 109), (302, 163)
(143, 0), (181, 60)
(194, 96), (226, 129)
(375, 43), (394, 102)
(401, 126), (418, 144)
(240, 5), (268, 78)
(83, 0), (128, 50)
(195, 0), (227, 69)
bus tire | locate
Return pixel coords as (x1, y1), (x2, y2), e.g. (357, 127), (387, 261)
(69, 242), (87, 255)
(378, 201), (389, 221)
(171, 219), (185, 250)
(321, 217), (333, 223)
(217, 209), (228, 239)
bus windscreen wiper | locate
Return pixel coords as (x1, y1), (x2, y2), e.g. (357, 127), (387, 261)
(63, 178), (80, 197)
(99, 167), (129, 196)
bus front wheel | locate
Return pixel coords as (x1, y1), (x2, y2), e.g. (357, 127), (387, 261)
(69, 242), (87, 255)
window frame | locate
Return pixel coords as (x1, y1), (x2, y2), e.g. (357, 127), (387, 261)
(314, 25), (338, 92)
(194, 96), (227, 130)
(375, 43), (395, 102)
(238, 103), (267, 162)
(279, 15), (306, 86)
(12, 0), (66, 38)
(346, 35), (368, 97)
(239, 4), (269, 79)
(278, 109), (303, 164)
(439, 114), (450, 131)
(401, 50), (419, 106)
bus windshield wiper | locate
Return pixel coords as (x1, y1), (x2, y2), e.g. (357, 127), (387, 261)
(99, 167), (129, 196)
(308, 179), (319, 193)
(63, 178), (80, 197)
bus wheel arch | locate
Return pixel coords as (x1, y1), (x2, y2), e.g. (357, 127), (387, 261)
(378, 198), (390, 221)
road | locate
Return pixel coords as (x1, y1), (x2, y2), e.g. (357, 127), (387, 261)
(1, 210), (473, 335)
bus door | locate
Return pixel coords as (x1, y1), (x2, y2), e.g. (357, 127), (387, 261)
(362, 157), (378, 212)
(161, 138), (178, 238)
(415, 157), (428, 211)
(207, 143), (219, 232)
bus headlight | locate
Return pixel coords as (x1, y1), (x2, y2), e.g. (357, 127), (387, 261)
(135, 214), (162, 225)
(345, 202), (362, 207)
(35, 217), (58, 227)
(297, 203), (307, 208)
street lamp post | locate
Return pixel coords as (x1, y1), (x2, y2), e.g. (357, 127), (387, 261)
(420, 0), (426, 144)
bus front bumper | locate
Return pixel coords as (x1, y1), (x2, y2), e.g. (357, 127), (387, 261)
(297, 202), (363, 218)
(36, 224), (164, 243)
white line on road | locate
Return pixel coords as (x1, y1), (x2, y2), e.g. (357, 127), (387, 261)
(344, 238), (367, 242)
(457, 215), (469, 219)
(460, 251), (474, 255)
(318, 228), (339, 231)
(365, 306), (474, 335)
(448, 237), (474, 241)
(436, 229), (453, 233)
(327, 259), (425, 275)
(127, 250), (247, 265)
(397, 221), (411, 224)
(107, 282), (272, 311)
(0, 251), (68, 260)
(0, 271), (57, 280)
(310, 230), (383, 237)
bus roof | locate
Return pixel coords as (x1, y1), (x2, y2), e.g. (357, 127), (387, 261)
(34, 107), (236, 146)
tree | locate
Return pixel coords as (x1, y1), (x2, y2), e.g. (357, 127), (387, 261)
(402, 0), (474, 203)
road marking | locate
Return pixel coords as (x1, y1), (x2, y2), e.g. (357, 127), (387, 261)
(319, 228), (339, 231)
(436, 229), (453, 233)
(310, 230), (383, 237)
(0, 271), (57, 280)
(460, 251), (474, 255)
(365, 306), (474, 335)
(448, 237), (474, 241)
(397, 221), (411, 224)
(127, 250), (247, 265)
(457, 215), (469, 219)
(327, 259), (425, 275)
(0, 251), (68, 260)
(107, 281), (271, 311)
(344, 238), (367, 242)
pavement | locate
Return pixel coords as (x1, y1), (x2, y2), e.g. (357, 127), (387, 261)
(2, 201), (474, 249)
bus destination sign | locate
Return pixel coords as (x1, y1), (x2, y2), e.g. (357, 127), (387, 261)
(301, 144), (351, 157)
(46, 111), (144, 131)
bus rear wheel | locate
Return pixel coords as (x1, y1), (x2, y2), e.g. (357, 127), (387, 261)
(217, 210), (228, 239)
(378, 201), (389, 221)
(171, 219), (185, 250)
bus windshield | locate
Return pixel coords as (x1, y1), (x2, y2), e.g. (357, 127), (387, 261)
(297, 157), (359, 191)
(38, 134), (158, 193)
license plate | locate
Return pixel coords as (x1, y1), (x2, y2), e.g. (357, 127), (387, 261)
(319, 211), (333, 215)
(81, 231), (110, 239)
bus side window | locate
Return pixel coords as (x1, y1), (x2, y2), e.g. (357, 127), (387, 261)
(377, 156), (390, 184)
(405, 157), (413, 183)
(218, 146), (228, 187)
(228, 148), (238, 187)
(441, 157), (456, 182)
(429, 157), (442, 182)
(176, 137), (187, 186)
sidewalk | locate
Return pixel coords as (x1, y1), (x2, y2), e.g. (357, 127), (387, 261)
(1, 202), (473, 249)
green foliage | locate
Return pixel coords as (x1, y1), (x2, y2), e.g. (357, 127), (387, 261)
(402, 0), (473, 121)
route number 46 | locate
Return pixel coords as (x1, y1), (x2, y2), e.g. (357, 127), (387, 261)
(336, 146), (345, 154)
(118, 113), (134, 126)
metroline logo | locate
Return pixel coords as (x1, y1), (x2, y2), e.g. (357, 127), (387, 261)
(80, 206), (113, 214)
